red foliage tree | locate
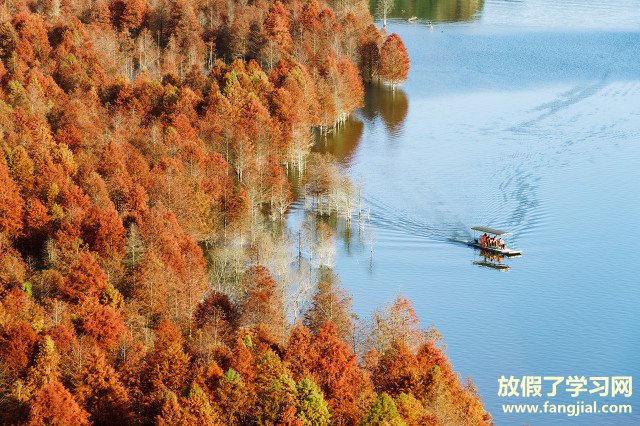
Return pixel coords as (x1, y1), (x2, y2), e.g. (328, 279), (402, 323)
(140, 321), (191, 396)
(194, 291), (240, 344)
(155, 391), (183, 425)
(60, 251), (108, 302)
(77, 300), (127, 350)
(82, 206), (126, 262)
(13, 13), (51, 65)
(261, 2), (293, 69)
(304, 274), (354, 343)
(0, 160), (24, 239)
(378, 33), (410, 88)
(24, 199), (51, 236)
(371, 340), (421, 396)
(240, 266), (285, 339)
(74, 349), (133, 425)
(338, 56), (365, 113)
(108, 0), (148, 33)
(0, 321), (38, 379)
(370, 297), (424, 355)
(27, 380), (90, 426)
(282, 323), (317, 382)
(310, 322), (373, 424)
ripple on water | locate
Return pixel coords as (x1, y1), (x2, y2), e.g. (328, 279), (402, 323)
(290, 11), (640, 425)
(482, 0), (640, 31)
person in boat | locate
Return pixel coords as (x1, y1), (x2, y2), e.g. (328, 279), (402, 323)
(480, 233), (488, 247)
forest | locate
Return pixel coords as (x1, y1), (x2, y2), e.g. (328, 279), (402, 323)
(0, 0), (488, 424)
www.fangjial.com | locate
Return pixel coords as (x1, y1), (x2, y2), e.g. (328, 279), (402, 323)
(502, 401), (633, 417)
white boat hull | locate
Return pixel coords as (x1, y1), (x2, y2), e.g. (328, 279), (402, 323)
(466, 241), (522, 257)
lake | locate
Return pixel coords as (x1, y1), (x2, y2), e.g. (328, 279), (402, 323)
(294, 0), (640, 424)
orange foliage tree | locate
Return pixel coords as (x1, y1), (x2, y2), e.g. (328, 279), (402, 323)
(378, 33), (410, 88)
(27, 380), (89, 426)
(0, 2), (494, 425)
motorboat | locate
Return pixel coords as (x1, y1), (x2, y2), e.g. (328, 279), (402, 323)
(467, 226), (522, 257)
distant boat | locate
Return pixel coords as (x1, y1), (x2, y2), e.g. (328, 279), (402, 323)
(466, 226), (523, 257)
(407, 16), (418, 22)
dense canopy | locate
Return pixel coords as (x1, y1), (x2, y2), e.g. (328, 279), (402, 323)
(0, 0), (485, 424)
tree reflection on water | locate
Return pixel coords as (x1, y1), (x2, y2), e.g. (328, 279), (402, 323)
(363, 83), (409, 138)
(369, 0), (485, 22)
(314, 83), (409, 164)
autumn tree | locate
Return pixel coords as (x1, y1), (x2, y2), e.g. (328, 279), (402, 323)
(338, 56), (365, 115)
(24, 336), (60, 396)
(140, 321), (191, 396)
(216, 368), (249, 425)
(73, 349), (133, 425)
(59, 251), (108, 302)
(304, 270), (355, 343)
(156, 391), (183, 425)
(368, 297), (424, 355)
(295, 378), (330, 425)
(253, 350), (298, 424)
(0, 22), (18, 60)
(0, 321), (38, 380)
(136, 206), (209, 332)
(194, 291), (240, 344)
(361, 392), (404, 426)
(180, 385), (220, 425)
(82, 206), (126, 263)
(378, 33), (409, 89)
(240, 265), (285, 340)
(376, 0), (395, 28)
(13, 14), (51, 65)
(26, 380), (90, 426)
(395, 392), (437, 426)
(0, 160), (24, 239)
(283, 323), (317, 382)
(310, 322), (373, 424)
(109, 0), (148, 33)
(6, 145), (34, 195)
(261, 2), (293, 70)
(414, 340), (491, 424)
(370, 340), (422, 397)
(77, 301), (127, 350)
(164, 0), (205, 73)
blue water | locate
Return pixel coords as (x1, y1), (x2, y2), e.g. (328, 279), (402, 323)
(300, 1), (640, 424)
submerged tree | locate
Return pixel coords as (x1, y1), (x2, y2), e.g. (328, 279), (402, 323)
(0, 2), (494, 425)
(379, 33), (409, 89)
(376, 0), (395, 28)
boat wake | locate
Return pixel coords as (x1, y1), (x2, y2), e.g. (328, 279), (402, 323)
(363, 194), (474, 244)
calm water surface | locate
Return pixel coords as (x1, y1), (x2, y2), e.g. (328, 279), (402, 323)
(298, 1), (640, 424)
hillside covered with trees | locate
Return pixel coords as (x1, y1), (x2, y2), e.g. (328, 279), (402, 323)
(0, 0), (486, 424)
